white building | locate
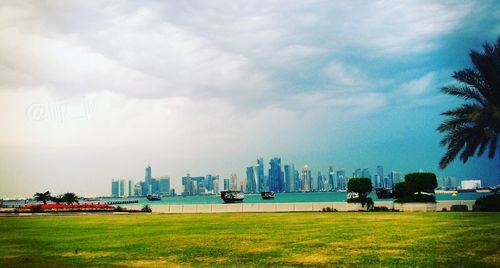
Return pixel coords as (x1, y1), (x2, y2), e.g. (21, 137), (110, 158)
(461, 180), (481, 189)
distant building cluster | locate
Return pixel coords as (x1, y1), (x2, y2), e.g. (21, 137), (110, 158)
(243, 158), (403, 194)
(182, 174), (220, 196)
(111, 166), (172, 197)
(111, 161), (485, 197)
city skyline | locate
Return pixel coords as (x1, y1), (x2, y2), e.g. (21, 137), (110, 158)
(106, 160), (486, 199)
(1, 1), (499, 197)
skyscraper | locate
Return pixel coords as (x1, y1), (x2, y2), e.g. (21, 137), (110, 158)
(317, 171), (325, 192)
(268, 157), (284, 192)
(328, 166), (335, 191)
(159, 176), (170, 195)
(387, 171), (401, 188)
(229, 173), (238, 190)
(111, 179), (119, 197)
(256, 158), (266, 192)
(246, 166), (257, 193)
(376, 165), (384, 188)
(223, 178), (230, 191)
(284, 164), (296, 192)
(127, 180), (133, 197)
(362, 168), (370, 179)
(352, 168), (362, 178)
(182, 173), (194, 195)
(119, 179), (125, 197)
(145, 165), (152, 186)
(301, 165), (311, 192)
(336, 169), (346, 190)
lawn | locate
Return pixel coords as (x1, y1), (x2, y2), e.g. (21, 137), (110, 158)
(0, 212), (499, 267)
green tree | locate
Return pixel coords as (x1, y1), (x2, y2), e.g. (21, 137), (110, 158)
(51, 195), (64, 204)
(33, 191), (52, 205)
(347, 178), (373, 198)
(438, 38), (500, 169)
(61, 193), (79, 205)
(404, 173), (437, 194)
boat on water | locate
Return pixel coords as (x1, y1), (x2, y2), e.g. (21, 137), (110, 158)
(375, 188), (393, 199)
(146, 194), (161, 201)
(476, 187), (493, 193)
(220, 191), (244, 203)
(261, 191), (275, 200)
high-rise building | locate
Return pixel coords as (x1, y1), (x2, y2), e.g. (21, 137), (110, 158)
(294, 169), (301, 191)
(223, 178), (230, 191)
(284, 164), (296, 193)
(352, 168), (362, 178)
(328, 166), (335, 191)
(437, 176), (457, 188)
(268, 157), (285, 192)
(246, 166), (258, 193)
(111, 179), (119, 197)
(127, 180), (133, 197)
(387, 171), (401, 188)
(256, 158), (266, 192)
(145, 166), (152, 186)
(362, 168), (370, 179)
(213, 176), (220, 193)
(229, 173), (238, 190)
(301, 165), (311, 192)
(119, 179), (125, 197)
(111, 179), (126, 197)
(375, 165), (384, 188)
(336, 169), (347, 190)
(159, 176), (170, 195)
(317, 171), (326, 192)
(182, 173), (194, 195)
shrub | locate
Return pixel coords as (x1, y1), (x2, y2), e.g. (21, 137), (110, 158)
(393, 182), (410, 199)
(115, 206), (124, 212)
(450, 204), (468, 211)
(347, 178), (373, 198)
(321, 207), (337, 212)
(30, 205), (43, 213)
(404, 172), (437, 194)
(142, 205), (152, 212)
(347, 197), (374, 209)
(395, 194), (436, 203)
(474, 194), (500, 211)
(373, 206), (389, 212)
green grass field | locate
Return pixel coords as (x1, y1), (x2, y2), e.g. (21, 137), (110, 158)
(0, 212), (499, 267)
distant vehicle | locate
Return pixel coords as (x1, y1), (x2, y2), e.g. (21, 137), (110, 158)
(261, 191), (275, 200)
(146, 194), (161, 201)
(375, 188), (393, 199)
(220, 191), (244, 203)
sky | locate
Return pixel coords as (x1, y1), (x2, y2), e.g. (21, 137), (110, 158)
(0, 0), (499, 197)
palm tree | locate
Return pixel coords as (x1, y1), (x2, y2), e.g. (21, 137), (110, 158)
(61, 192), (79, 205)
(438, 38), (500, 169)
(33, 191), (52, 205)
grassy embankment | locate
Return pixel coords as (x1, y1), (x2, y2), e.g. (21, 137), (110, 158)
(0, 212), (499, 267)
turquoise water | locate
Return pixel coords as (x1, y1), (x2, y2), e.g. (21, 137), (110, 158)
(4, 192), (491, 207)
(109, 191), (491, 205)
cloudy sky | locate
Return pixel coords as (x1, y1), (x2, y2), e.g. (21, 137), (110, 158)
(0, 0), (499, 197)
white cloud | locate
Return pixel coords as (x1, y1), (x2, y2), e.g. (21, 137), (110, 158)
(397, 72), (435, 95)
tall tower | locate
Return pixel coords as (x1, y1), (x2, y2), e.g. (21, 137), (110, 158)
(301, 165), (311, 192)
(328, 166), (335, 191)
(284, 164), (296, 192)
(246, 166), (257, 193)
(145, 166), (152, 185)
(268, 157), (284, 192)
(257, 158), (265, 192)
(376, 165), (384, 188)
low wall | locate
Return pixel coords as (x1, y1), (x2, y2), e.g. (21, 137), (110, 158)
(123, 200), (477, 214)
